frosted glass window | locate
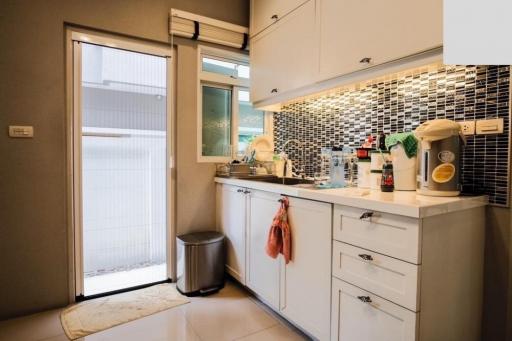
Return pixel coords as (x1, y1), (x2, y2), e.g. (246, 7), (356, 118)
(238, 90), (264, 154)
(202, 85), (232, 157)
(80, 43), (167, 296)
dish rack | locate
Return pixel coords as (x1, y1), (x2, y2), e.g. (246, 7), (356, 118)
(216, 163), (254, 177)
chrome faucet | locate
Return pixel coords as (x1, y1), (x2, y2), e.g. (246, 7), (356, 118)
(281, 139), (306, 178)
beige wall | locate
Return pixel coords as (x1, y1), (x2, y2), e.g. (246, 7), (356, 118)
(0, 0), (248, 320)
(175, 42), (217, 236)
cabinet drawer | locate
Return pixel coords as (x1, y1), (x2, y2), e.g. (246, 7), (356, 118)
(332, 241), (420, 311)
(331, 278), (418, 341)
(333, 205), (421, 264)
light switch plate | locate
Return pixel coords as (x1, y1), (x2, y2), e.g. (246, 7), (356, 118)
(9, 125), (34, 138)
(476, 118), (504, 135)
(458, 120), (475, 135)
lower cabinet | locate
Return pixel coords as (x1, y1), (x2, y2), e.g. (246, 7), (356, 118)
(331, 278), (418, 341)
(246, 189), (282, 309)
(217, 184), (333, 339)
(280, 197), (332, 340)
(216, 184), (248, 284)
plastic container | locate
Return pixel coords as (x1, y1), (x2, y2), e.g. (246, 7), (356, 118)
(330, 147), (345, 187)
(390, 144), (416, 191)
(370, 151), (390, 171)
(370, 170), (383, 190)
(357, 159), (371, 188)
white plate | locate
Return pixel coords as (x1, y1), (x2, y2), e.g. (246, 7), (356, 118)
(249, 135), (274, 161)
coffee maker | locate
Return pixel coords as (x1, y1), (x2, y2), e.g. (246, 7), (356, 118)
(414, 119), (465, 196)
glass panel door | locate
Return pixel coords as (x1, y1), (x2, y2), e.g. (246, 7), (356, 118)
(79, 42), (168, 296)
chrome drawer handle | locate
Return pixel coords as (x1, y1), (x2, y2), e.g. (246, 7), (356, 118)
(270, 88), (278, 93)
(357, 296), (372, 303)
(244, 190), (251, 194)
(237, 189), (244, 193)
(271, 14), (278, 20)
(359, 57), (372, 64)
(358, 254), (373, 261)
(359, 211), (374, 220)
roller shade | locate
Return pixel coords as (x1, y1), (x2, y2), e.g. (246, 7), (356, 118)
(170, 9), (249, 50)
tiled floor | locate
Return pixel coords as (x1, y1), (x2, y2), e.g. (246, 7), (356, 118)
(0, 281), (307, 341)
(84, 264), (167, 296)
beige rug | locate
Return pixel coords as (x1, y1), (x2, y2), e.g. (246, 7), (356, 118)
(60, 283), (190, 340)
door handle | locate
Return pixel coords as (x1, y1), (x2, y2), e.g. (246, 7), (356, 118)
(358, 254), (374, 261)
(357, 295), (372, 303)
(359, 211), (374, 220)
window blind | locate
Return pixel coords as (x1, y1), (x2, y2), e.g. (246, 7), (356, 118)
(169, 9), (249, 50)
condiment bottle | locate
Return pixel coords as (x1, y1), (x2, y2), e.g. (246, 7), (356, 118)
(381, 160), (394, 192)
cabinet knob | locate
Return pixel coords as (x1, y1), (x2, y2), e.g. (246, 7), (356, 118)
(271, 14), (278, 20)
(357, 295), (372, 303)
(358, 254), (374, 261)
(271, 88), (278, 93)
(359, 211), (374, 220)
(359, 57), (372, 64)
(244, 190), (251, 194)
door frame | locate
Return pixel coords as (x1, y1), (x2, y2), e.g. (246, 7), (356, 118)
(65, 28), (175, 300)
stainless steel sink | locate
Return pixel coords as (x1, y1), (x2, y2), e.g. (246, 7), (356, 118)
(258, 177), (315, 186)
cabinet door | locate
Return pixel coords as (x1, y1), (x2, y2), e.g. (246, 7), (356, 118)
(280, 197), (332, 340)
(331, 278), (418, 341)
(319, 0), (442, 81)
(246, 189), (281, 309)
(250, 0), (318, 104)
(250, 0), (309, 37)
(216, 184), (247, 284)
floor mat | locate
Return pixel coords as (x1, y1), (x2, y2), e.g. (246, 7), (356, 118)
(60, 283), (189, 340)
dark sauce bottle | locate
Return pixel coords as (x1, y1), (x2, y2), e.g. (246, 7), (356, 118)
(381, 160), (394, 192)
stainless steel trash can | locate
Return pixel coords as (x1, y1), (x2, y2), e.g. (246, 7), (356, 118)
(176, 231), (225, 295)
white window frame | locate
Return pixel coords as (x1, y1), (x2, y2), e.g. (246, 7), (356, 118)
(197, 45), (271, 163)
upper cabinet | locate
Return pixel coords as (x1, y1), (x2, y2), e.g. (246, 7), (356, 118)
(250, 0), (310, 37)
(249, 0), (443, 108)
(319, 0), (443, 82)
(250, 0), (318, 104)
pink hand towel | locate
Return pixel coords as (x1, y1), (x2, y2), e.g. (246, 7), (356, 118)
(265, 196), (292, 264)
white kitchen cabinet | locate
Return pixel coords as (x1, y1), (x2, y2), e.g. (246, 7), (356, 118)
(280, 197), (332, 340)
(250, 0), (309, 37)
(318, 0), (443, 81)
(216, 184), (248, 284)
(331, 205), (485, 341)
(246, 189), (282, 309)
(250, 0), (318, 104)
(331, 278), (418, 341)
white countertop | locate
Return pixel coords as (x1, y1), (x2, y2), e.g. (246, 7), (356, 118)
(214, 177), (488, 218)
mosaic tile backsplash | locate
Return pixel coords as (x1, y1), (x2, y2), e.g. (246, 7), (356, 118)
(274, 64), (510, 206)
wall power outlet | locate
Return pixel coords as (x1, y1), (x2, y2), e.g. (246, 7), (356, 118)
(458, 121), (475, 135)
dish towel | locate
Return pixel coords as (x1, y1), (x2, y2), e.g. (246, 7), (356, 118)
(265, 196), (292, 264)
(385, 132), (418, 158)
